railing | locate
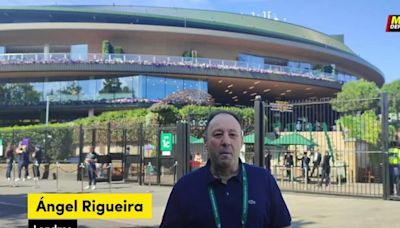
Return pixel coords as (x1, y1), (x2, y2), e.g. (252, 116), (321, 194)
(0, 52), (344, 83)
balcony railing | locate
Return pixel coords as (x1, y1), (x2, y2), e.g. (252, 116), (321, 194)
(0, 52), (348, 83)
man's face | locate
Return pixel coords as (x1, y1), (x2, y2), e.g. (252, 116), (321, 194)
(205, 114), (243, 168)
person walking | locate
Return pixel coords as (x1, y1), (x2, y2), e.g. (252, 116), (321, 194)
(299, 151), (310, 182)
(16, 140), (31, 181)
(5, 143), (15, 182)
(284, 152), (294, 180)
(31, 144), (42, 181)
(84, 146), (98, 190)
(319, 151), (331, 187)
(160, 111), (291, 228)
(310, 150), (322, 177)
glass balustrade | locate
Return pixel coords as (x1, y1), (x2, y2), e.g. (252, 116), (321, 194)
(0, 53), (351, 83)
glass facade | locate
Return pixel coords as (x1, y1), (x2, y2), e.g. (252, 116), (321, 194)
(238, 53), (264, 68)
(0, 75), (207, 105)
(70, 44), (88, 61)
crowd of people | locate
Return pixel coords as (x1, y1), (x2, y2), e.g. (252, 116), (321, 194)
(283, 149), (332, 186)
(5, 138), (42, 182)
(4, 141), (103, 191)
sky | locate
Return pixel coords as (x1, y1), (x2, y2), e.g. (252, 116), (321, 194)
(1, 0), (399, 84)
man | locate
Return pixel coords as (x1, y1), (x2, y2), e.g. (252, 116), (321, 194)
(161, 111), (291, 228)
(319, 151), (331, 187)
(31, 144), (42, 181)
(310, 150), (322, 178)
(5, 143), (15, 182)
(388, 141), (400, 195)
(298, 152), (310, 182)
(84, 146), (98, 190)
(284, 152), (293, 179)
(16, 140), (31, 181)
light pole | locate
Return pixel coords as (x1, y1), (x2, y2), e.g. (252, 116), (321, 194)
(46, 95), (50, 126)
(44, 95), (52, 168)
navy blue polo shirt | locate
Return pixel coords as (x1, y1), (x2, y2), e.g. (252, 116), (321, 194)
(160, 160), (291, 228)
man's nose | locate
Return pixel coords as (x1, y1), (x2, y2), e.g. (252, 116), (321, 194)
(221, 133), (231, 145)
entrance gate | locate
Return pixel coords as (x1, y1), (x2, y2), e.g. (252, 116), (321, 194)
(252, 94), (397, 199)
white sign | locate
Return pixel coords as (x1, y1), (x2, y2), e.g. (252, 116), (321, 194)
(270, 101), (293, 112)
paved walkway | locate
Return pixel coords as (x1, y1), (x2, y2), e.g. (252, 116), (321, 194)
(0, 178), (399, 227)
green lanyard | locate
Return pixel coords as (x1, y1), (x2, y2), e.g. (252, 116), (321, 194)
(208, 164), (248, 228)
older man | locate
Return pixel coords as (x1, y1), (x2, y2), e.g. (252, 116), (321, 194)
(161, 111), (291, 228)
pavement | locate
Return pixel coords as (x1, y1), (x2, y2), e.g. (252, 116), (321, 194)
(0, 177), (399, 228)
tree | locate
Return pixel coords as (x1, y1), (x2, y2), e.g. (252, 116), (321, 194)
(382, 79), (400, 144)
(99, 78), (123, 94)
(331, 79), (380, 113)
(149, 102), (179, 125)
(382, 80), (400, 124)
(336, 110), (381, 145)
(4, 83), (41, 105)
(102, 40), (113, 54)
(178, 105), (255, 138)
(59, 81), (82, 95)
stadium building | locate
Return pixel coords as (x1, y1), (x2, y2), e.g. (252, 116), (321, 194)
(0, 6), (384, 126)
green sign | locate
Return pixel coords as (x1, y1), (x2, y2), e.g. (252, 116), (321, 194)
(160, 133), (173, 152)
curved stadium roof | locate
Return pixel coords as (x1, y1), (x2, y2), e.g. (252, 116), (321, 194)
(0, 5), (384, 85)
(0, 5), (352, 53)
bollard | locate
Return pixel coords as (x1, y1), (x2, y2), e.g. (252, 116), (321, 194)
(12, 160), (16, 187)
(80, 163), (85, 192)
(34, 161), (40, 189)
(146, 162), (153, 192)
(108, 163), (112, 193)
(56, 162), (60, 192)
(305, 168), (308, 189)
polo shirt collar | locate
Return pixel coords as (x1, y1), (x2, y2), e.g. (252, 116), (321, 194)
(205, 159), (243, 185)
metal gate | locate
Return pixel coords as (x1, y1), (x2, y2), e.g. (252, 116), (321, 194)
(77, 124), (125, 182)
(261, 95), (393, 198)
(123, 123), (182, 186)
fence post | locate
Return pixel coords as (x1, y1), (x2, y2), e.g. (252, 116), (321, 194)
(146, 162), (153, 192)
(56, 162), (60, 192)
(139, 123), (144, 186)
(381, 93), (390, 200)
(254, 95), (265, 167)
(80, 163), (85, 192)
(173, 161), (178, 185)
(176, 122), (189, 180)
(34, 162), (40, 189)
(305, 168), (308, 189)
(78, 125), (84, 181)
(109, 162), (112, 193)
(290, 166), (294, 182)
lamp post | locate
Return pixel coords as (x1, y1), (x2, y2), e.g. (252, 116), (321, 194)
(46, 95), (50, 126)
(44, 95), (52, 168)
